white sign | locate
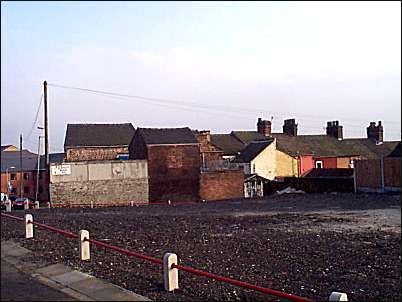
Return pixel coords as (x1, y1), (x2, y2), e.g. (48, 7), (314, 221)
(51, 164), (71, 175)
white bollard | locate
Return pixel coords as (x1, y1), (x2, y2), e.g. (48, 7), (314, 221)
(35, 201), (40, 209)
(79, 230), (90, 261)
(24, 199), (29, 210)
(329, 292), (348, 301)
(6, 200), (12, 212)
(163, 253), (179, 291)
(90, 200), (94, 208)
(168, 199), (171, 205)
(130, 200), (134, 207)
(25, 214), (34, 239)
(47, 202), (51, 209)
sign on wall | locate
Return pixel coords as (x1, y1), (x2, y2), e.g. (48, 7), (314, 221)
(51, 164), (71, 175)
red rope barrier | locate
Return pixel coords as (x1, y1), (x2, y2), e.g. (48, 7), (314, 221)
(88, 238), (163, 265)
(172, 263), (313, 302)
(1, 213), (313, 302)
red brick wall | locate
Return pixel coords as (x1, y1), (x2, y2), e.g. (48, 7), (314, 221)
(1, 170), (48, 201)
(148, 144), (200, 202)
(195, 132), (224, 164)
(200, 169), (244, 201)
(314, 157), (337, 168)
(66, 147), (128, 162)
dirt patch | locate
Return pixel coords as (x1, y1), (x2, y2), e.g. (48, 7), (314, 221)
(1, 193), (400, 301)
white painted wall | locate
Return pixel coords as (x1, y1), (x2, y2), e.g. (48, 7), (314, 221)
(50, 160), (148, 183)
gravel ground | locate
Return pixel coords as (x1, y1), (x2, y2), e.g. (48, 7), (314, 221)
(1, 193), (400, 302)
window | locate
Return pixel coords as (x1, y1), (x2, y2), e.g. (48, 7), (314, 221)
(24, 187), (30, 194)
(10, 174), (16, 180)
(39, 186), (43, 193)
(252, 164), (256, 173)
(24, 173), (29, 180)
(315, 161), (323, 169)
(39, 172), (42, 179)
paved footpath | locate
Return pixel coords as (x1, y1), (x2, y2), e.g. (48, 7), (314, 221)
(1, 240), (150, 301)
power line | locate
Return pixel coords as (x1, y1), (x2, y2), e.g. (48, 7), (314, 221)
(47, 82), (401, 132)
(25, 93), (43, 142)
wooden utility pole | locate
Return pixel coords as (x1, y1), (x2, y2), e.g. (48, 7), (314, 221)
(44, 81), (51, 204)
(20, 134), (23, 198)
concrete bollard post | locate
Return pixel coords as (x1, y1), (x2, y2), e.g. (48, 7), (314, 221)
(47, 202), (51, 209)
(79, 230), (90, 261)
(25, 214), (34, 239)
(24, 199), (29, 210)
(6, 200), (12, 212)
(329, 292), (348, 301)
(163, 253), (179, 291)
(90, 200), (94, 209)
(130, 201), (134, 207)
(35, 201), (40, 209)
(168, 200), (171, 205)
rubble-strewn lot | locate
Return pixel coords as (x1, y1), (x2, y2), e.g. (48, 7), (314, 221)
(1, 193), (401, 301)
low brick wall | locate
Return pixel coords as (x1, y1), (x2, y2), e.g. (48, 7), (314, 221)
(200, 170), (244, 201)
(50, 178), (148, 207)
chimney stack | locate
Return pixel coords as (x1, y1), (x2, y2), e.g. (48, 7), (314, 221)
(326, 120), (343, 140)
(257, 118), (272, 137)
(367, 121), (383, 144)
(283, 119), (298, 136)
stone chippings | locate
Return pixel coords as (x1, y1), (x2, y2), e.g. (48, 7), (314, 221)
(1, 193), (400, 302)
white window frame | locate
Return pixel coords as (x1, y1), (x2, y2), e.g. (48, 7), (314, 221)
(315, 161), (323, 168)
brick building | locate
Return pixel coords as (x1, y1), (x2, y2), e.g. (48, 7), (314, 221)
(129, 127), (200, 202)
(64, 123), (135, 162)
(193, 130), (224, 166)
(1, 150), (64, 202)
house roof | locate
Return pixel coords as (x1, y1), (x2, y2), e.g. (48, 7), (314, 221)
(210, 134), (245, 156)
(271, 134), (362, 158)
(1, 151), (64, 173)
(64, 123), (135, 148)
(340, 139), (399, 159)
(387, 142), (401, 157)
(244, 173), (269, 182)
(303, 168), (354, 178)
(230, 131), (269, 144)
(136, 127), (198, 145)
(234, 140), (274, 163)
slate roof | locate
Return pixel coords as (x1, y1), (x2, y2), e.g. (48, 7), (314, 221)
(303, 168), (354, 178)
(230, 131), (269, 144)
(1, 151), (64, 172)
(64, 123), (135, 148)
(210, 134), (245, 156)
(136, 127), (198, 145)
(387, 142), (401, 157)
(340, 139), (399, 159)
(234, 140), (274, 163)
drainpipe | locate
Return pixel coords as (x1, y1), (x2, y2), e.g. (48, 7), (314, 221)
(380, 156), (385, 192)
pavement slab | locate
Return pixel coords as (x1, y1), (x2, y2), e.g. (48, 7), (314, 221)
(1, 240), (151, 301)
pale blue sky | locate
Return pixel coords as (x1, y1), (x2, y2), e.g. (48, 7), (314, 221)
(1, 1), (401, 152)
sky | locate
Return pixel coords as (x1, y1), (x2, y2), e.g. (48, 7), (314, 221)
(1, 1), (401, 153)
